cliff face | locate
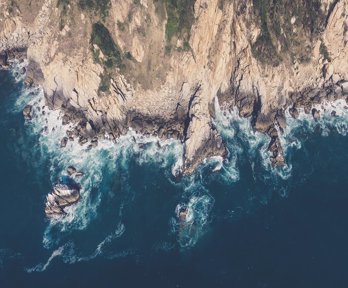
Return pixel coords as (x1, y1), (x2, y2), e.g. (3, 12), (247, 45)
(0, 0), (348, 174)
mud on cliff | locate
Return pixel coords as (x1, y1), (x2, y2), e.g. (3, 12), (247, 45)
(0, 0), (348, 174)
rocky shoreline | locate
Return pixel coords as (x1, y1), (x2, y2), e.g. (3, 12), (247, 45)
(2, 47), (348, 174)
(1, 0), (347, 175)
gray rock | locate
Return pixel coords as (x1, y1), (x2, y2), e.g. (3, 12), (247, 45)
(23, 105), (32, 120)
(90, 137), (98, 148)
(275, 111), (287, 131)
(341, 81), (348, 94)
(0, 53), (8, 68)
(312, 108), (320, 121)
(67, 166), (77, 176)
(289, 106), (299, 119)
(78, 136), (88, 145)
(60, 137), (68, 148)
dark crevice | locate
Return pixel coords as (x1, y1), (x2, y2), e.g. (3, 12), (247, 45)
(182, 84), (201, 143)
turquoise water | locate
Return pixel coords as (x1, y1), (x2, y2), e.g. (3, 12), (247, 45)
(1, 68), (348, 287)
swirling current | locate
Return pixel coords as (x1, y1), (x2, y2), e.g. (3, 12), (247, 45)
(1, 65), (348, 287)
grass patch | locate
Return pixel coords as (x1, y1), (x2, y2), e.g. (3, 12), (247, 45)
(91, 22), (123, 68)
(57, 0), (70, 30)
(252, 0), (325, 65)
(98, 71), (111, 93)
(78, 0), (110, 19)
(320, 41), (331, 61)
(90, 22), (125, 95)
(154, 0), (195, 52)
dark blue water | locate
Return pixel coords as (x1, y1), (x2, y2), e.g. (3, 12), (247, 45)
(1, 69), (348, 288)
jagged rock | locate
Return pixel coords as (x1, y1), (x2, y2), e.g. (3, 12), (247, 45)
(254, 113), (274, 133)
(268, 137), (285, 167)
(78, 136), (88, 145)
(267, 126), (278, 138)
(312, 108), (320, 121)
(66, 130), (74, 138)
(62, 114), (70, 125)
(45, 176), (81, 218)
(289, 106), (299, 119)
(275, 111), (287, 131)
(67, 166), (84, 177)
(23, 105), (32, 120)
(67, 166), (77, 176)
(90, 137), (98, 148)
(341, 82), (348, 94)
(60, 137), (68, 148)
(238, 96), (254, 118)
(0, 52), (8, 68)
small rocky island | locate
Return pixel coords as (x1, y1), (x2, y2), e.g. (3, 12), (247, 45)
(45, 167), (83, 218)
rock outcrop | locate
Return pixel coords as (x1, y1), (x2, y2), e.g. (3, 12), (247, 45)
(1, 0), (348, 173)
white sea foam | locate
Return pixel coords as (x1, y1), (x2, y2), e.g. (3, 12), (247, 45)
(214, 97), (348, 181)
(27, 223), (126, 272)
(174, 193), (214, 248)
(12, 84), (189, 264)
(26, 246), (64, 273)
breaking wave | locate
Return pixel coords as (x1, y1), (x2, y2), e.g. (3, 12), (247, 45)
(214, 97), (348, 182)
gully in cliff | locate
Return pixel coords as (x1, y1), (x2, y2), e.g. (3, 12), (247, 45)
(45, 167), (83, 218)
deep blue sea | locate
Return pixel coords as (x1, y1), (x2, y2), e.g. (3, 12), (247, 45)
(1, 67), (348, 288)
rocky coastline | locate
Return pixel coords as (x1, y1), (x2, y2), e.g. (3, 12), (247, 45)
(2, 44), (348, 173)
(1, 0), (347, 175)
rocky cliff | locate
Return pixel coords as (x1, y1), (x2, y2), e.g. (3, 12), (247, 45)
(0, 0), (348, 174)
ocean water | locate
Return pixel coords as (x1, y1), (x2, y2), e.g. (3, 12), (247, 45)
(1, 67), (348, 288)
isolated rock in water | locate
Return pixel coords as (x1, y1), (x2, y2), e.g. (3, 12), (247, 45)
(67, 166), (77, 176)
(45, 176), (81, 218)
(312, 108), (320, 121)
(268, 137), (285, 167)
(67, 166), (84, 177)
(60, 137), (68, 148)
(23, 105), (32, 120)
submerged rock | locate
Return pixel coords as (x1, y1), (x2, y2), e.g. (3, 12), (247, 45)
(67, 166), (84, 177)
(60, 137), (68, 148)
(23, 105), (32, 120)
(312, 108), (321, 121)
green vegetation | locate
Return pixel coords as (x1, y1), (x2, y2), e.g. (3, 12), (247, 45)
(8, 0), (18, 15)
(320, 41), (331, 61)
(91, 22), (123, 68)
(251, 0), (325, 65)
(98, 71), (111, 92)
(78, 0), (110, 19)
(154, 0), (195, 52)
(90, 22), (126, 94)
(57, 0), (70, 31)
(117, 21), (126, 32)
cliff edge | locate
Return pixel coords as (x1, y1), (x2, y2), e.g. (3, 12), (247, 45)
(1, 0), (348, 174)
